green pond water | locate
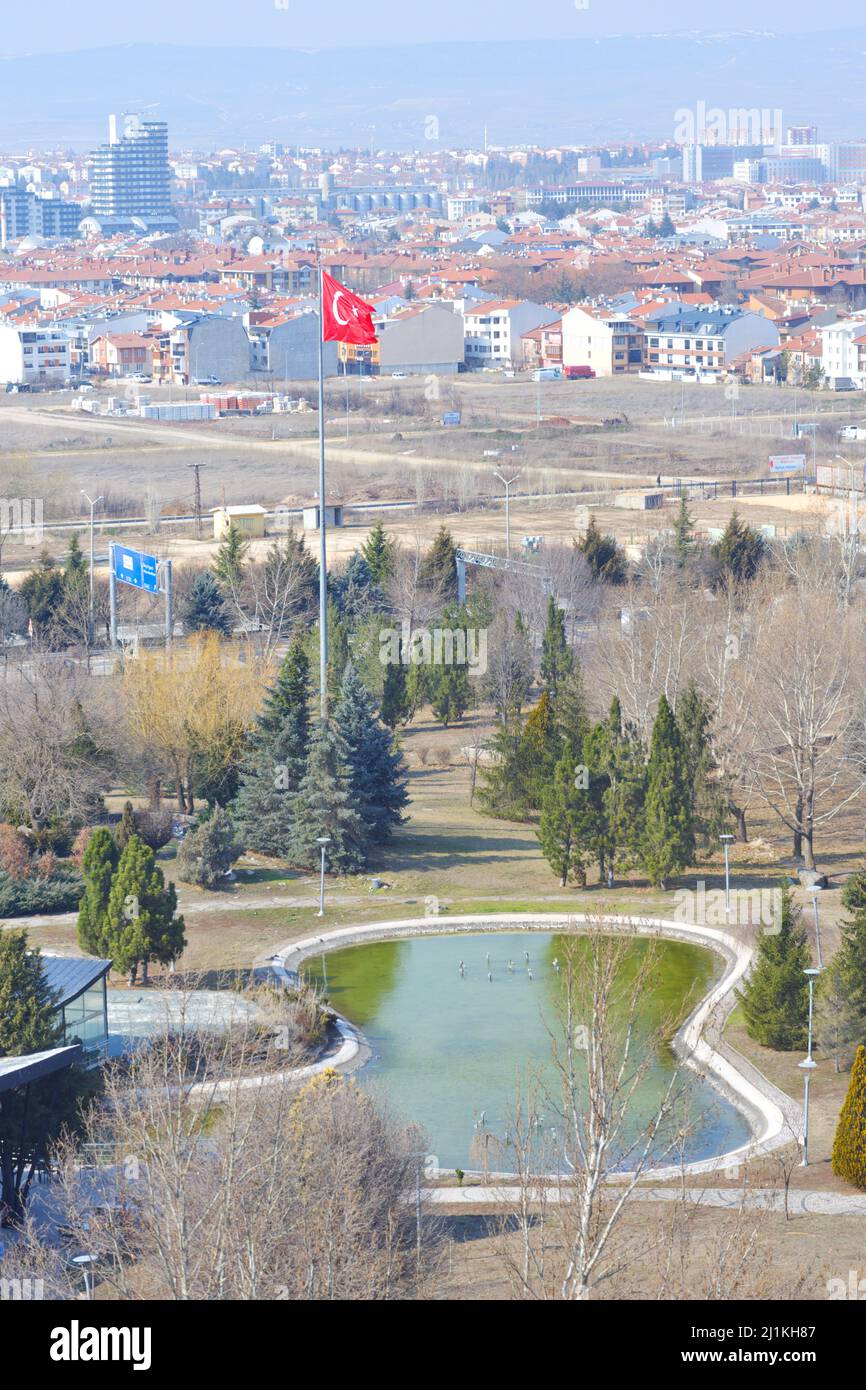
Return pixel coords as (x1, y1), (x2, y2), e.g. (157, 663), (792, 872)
(304, 931), (751, 1172)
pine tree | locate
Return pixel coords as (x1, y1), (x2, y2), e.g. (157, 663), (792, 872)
(575, 517), (628, 585)
(712, 510), (765, 585)
(76, 827), (119, 956)
(334, 663), (408, 844)
(420, 524), (458, 601)
(114, 800), (137, 853)
(181, 572), (232, 636)
(640, 694), (694, 888)
(19, 548), (64, 640)
(599, 697), (646, 875)
(429, 609), (473, 727)
(0, 928), (64, 1057)
(175, 806), (241, 889)
(63, 534), (88, 589)
(540, 594), (573, 701)
(380, 659), (410, 729)
(290, 719), (367, 873)
(233, 636), (311, 858)
(479, 690), (560, 820)
(832, 1045), (866, 1188)
(538, 740), (597, 886)
(360, 521), (396, 583)
(333, 553), (384, 623)
(676, 680), (725, 850)
(738, 883), (811, 1050)
(834, 866), (866, 1031)
(212, 522), (249, 593)
(673, 495), (695, 569)
(103, 835), (186, 985)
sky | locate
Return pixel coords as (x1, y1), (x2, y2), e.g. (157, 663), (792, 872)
(2, 0), (866, 56)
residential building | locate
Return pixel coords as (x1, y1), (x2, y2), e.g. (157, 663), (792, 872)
(0, 187), (82, 246)
(89, 114), (175, 226)
(643, 306), (780, 377)
(521, 319), (563, 372)
(461, 299), (560, 369)
(90, 332), (152, 377)
(0, 322), (70, 385)
(561, 305), (644, 377)
(819, 314), (866, 387)
(150, 313), (250, 386)
(248, 311), (338, 381)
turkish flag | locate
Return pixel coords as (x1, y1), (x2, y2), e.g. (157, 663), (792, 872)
(321, 270), (377, 345)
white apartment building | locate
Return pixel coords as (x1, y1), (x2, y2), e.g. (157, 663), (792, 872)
(461, 299), (559, 368)
(0, 323), (70, 386)
(561, 305), (643, 377)
(819, 315), (866, 387)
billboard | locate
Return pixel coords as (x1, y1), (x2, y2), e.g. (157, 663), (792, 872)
(113, 544), (160, 594)
(769, 454), (806, 474)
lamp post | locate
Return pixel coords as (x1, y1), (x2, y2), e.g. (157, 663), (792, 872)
(808, 889), (824, 970)
(799, 967), (821, 1166)
(316, 835), (331, 917)
(493, 470), (520, 560)
(79, 489), (103, 644)
(720, 833), (734, 917)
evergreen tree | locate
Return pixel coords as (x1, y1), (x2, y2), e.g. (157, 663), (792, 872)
(575, 517), (628, 585)
(640, 694), (695, 887)
(673, 495), (695, 569)
(738, 883), (811, 1050)
(103, 835), (186, 985)
(175, 806), (241, 889)
(712, 510), (765, 585)
(540, 594), (573, 701)
(19, 549), (64, 640)
(538, 741), (596, 886)
(429, 608), (473, 727)
(420, 524), (459, 601)
(63, 534), (88, 589)
(334, 663), (408, 844)
(290, 719), (367, 873)
(76, 827), (119, 957)
(114, 800), (137, 853)
(832, 1045), (866, 1188)
(233, 636), (311, 858)
(599, 698), (646, 876)
(834, 866), (866, 1032)
(360, 521), (397, 583)
(332, 553), (384, 623)
(181, 571), (232, 636)
(658, 211), (676, 238)
(0, 930), (95, 1220)
(212, 522), (249, 593)
(676, 680), (726, 850)
(479, 690), (560, 820)
(816, 960), (863, 1073)
(380, 659), (410, 729)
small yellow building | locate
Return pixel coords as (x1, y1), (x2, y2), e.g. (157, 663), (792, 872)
(212, 505), (268, 541)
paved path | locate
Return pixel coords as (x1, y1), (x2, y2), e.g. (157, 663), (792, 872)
(422, 1185), (866, 1216)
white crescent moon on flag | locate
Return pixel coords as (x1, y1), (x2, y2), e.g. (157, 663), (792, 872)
(332, 290), (349, 326)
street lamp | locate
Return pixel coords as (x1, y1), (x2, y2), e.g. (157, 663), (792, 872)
(316, 835), (331, 917)
(799, 967), (821, 1167)
(807, 889), (824, 970)
(493, 469), (520, 560)
(720, 834), (734, 917)
(79, 490), (103, 643)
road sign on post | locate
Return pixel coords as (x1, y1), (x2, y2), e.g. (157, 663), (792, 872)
(769, 454), (806, 474)
(112, 544), (160, 593)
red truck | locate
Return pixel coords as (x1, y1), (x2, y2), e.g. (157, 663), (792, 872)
(564, 365), (596, 380)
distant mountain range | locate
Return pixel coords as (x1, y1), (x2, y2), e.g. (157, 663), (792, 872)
(2, 32), (866, 150)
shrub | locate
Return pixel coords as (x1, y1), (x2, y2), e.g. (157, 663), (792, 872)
(832, 1045), (866, 1189)
(175, 807), (241, 890)
(133, 807), (175, 852)
(0, 824), (31, 880)
(71, 826), (97, 869)
(0, 868), (84, 917)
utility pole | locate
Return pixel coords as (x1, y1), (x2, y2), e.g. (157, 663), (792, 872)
(188, 462), (206, 538)
(79, 489), (103, 645)
(493, 470), (520, 560)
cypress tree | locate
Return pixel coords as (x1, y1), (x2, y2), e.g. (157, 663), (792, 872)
(420, 524), (458, 601)
(673, 494), (695, 569)
(233, 636), (311, 858)
(360, 520), (397, 583)
(599, 697), (646, 875)
(181, 572), (232, 636)
(103, 834), (186, 985)
(290, 719), (367, 873)
(738, 883), (811, 1050)
(832, 1045), (866, 1188)
(712, 510), (765, 585)
(538, 740), (598, 887)
(76, 827), (120, 956)
(640, 694), (694, 888)
(114, 800), (137, 852)
(429, 609), (473, 727)
(676, 680), (726, 850)
(380, 659), (410, 729)
(575, 517), (628, 585)
(334, 663), (408, 844)
(212, 523), (249, 592)
(540, 594), (572, 701)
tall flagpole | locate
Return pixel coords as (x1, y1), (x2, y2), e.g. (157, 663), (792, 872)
(317, 261), (328, 720)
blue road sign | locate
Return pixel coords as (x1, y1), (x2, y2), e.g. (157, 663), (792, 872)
(442, 411), (461, 426)
(113, 544), (159, 593)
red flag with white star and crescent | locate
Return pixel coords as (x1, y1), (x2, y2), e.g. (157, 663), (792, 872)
(321, 270), (378, 345)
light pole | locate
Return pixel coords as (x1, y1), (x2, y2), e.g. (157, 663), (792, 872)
(808, 889), (824, 970)
(79, 490), (103, 644)
(799, 967), (821, 1166)
(316, 835), (331, 917)
(493, 470), (520, 560)
(720, 833), (734, 917)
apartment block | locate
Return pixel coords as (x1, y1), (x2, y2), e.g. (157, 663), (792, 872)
(0, 323), (70, 385)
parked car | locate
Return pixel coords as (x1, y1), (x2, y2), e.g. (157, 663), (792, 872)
(391, 371), (407, 379)
(564, 365), (596, 380)
(192, 375), (221, 386)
